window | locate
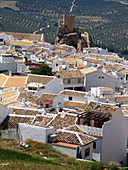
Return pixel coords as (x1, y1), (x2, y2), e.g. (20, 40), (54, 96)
(67, 79), (71, 84)
(56, 63), (58, 66)
(78, 79), (81, 83)
(102, 76), (104, 79)
(99, 76), (101, 79)
(85, 148), (90, 157)
(69, 96), (72, 101)
(93, 142), (96, 149)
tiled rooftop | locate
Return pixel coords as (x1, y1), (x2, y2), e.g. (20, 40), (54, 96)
(17, 90), (38, 104)
(0, 88), (18, 105)
(4, 77), (27, 88)
(0, 74), (8, 87)
(115, 96), (128, 103)
(0, 32), (42, 41)
(93, 104), (119, 115)
(64, 101), (88, 109)
(5, 40), (33, 47)
(12, 108), (42, 116)
(33, 116), (53, 127)
(60, 90), (86, 97)
(85, 58), (103, 64)
(65, 125), (86, 134)
(38, 93), (58, 101)
(80, 67), (97, 75)
(98, 87), (114, 91)
(117, 68), (128, 75)
(61, 56), (84, 67)
(27, 74), (55, 86)
(47, 113), (77, 130)
(84, 102), (97, 111)
(57, 131), (95, 145)
(60, 70), (84, 79)
(0, 115), (34, 129)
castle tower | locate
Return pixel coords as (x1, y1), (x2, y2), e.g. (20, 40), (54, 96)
(63, 14), (74, 33)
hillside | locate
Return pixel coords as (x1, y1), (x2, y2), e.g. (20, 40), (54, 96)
(0, 0), (128, 55)
(0, 138), (120, 169)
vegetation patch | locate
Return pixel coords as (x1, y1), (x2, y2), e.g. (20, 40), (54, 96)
(0, 138), (121, 170)
(0, 1), (19, 11)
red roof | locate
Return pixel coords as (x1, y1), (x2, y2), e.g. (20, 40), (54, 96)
(52, 142), (80, 148)
(41, 100), (52, 104)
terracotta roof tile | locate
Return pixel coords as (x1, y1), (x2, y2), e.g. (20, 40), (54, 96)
(60, 70), (84, 79)
(80, 67), (97, 74)
(33, 116), (53, 127)
(27, 74), (55, 86)
(0, 115), (34, 129)
(64, 101), (88, 109)
(12, 108), (42, 116)
(66, 125), (86, 134)
(47, 113), (77, 130)
(93, 104), (119, 115)
(60, 90), (86, 97)
(17, 90), (37, 104)
(5, 40), (33, 47)
(0, 32), (42, 41)
(0, 74), (8, 87)
(38, 93), (58, 101)
(4, 77), (27, 88)
(57, 131), (96, 145)
(85, 58), (103, 64)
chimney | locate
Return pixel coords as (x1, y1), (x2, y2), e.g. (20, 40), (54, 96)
(9, 71), (12, 77)
(61, 111), (66, 118)
(27, 91), (30, 97)
(21, 98), (25, 107)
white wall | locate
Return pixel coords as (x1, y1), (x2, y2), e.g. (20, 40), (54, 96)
(101, 108), (128, 166)
(36, 77), (63, 96)
(0, 104), (9, 124)
(52, 144), (77, 158)
(18, 123), (55, 143)
(85, 70), (116, 91)
(0, 48), (7, 54)
(63, 95), (87, 103)
(92, 136), (102, 161)
(81, 143), (93, 160)
(0, 62), (17, 74)
(0, 56), (14, 63)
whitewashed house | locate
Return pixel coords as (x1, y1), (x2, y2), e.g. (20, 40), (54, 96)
(59, 90), (88, 109)
(76, 103), (128, 166)
(80, 67), (117, 91)
(58, 70), (84, 91)
(51, 130), (96, 160)
(26, 74), (63, 96)
(91, 87), (114, 97)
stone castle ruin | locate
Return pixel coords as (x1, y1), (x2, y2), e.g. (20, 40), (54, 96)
(55, 14), (92, 50)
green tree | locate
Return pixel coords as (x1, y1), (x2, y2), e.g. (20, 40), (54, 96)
(31, 65), (53, 76)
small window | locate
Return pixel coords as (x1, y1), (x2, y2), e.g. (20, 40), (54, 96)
(102, 76), (104, 79)
(78, 79), (81, 83)
(67, 79), (70, 84)
(56, 63), (58, 66)
(93, 142), (96, 149)
(85, 148), (90, 157)
(121, 77), (123, 80)
(99, 77), (101, 79)
(69, 96), (72, 101)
